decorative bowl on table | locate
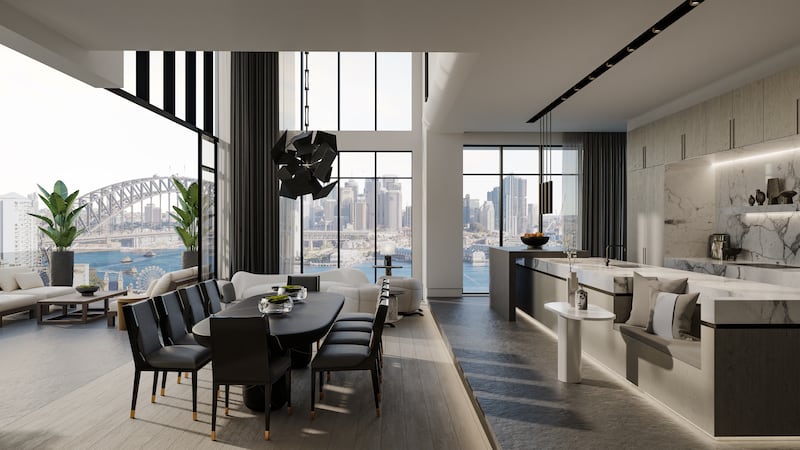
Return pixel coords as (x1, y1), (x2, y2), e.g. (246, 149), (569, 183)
(520, 234), (549, 248)
(259, 294), (293, 315)
(280, 285), (307, 302)
(76, 285), (99, 296)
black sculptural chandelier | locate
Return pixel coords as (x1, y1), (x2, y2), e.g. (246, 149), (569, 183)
(271, 130), (339, 199)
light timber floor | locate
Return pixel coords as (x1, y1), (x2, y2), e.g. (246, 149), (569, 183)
(0, 302), (492, 449)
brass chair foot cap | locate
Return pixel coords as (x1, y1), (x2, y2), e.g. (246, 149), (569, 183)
(287, 406), (293, 416)
(177, 379), (181, 384)
(151, 395), (156, 403)
(265, 431), (270, 441)
(310, 411), (316, 420)
(210, 431), (216, 441)
(160, 388), (165, 396)
(130, 410), (135, 419)
(376, 408), (381, 417)
(192, 412), (198, 421)
(224, 407), (229, 416)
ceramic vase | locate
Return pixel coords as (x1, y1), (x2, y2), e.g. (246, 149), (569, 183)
(567, 271), (579, 307)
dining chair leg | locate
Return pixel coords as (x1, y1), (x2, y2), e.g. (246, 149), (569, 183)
(370, 367), (381, 417)
(191, 371), (198, 421)
(151, 371), (159, 403)
(264, 382), (272, 441)
(225, 385), (230, 416)
(177, 372), (181, 384)
(318, 370), (325, 400)
(130, 370), (141, 419)
(211, 383), (218, 441)
(160, 370), (168, 396)
(286, 369), (293, 415)
(310, 369), (316, 420)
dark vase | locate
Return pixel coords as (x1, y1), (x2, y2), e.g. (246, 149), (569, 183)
(50, 250), (74, 286)
(748, 195), (756, 206)
(182, 250), (199, 269)
(755, 189), (766, 206)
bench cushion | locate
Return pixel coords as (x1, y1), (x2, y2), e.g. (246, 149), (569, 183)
(0, 293), (39, 312)
(620, 324), (701, 369)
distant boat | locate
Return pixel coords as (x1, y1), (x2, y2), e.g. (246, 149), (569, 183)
(124, 266), (138, 275)
(143, 251), (156, 257)
(120, 256), (133, 263)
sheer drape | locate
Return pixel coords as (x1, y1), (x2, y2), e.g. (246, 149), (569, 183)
(574, 132), (627, 257)
(230, 52), (281, 274)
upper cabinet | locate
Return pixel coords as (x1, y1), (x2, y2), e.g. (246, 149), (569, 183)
(684, 103), (707, 159)
(627, 127), (644, 171)
(644, 121), (664, 167)
(663, 111), (685, 164)
(703, 92), (732, 154)
(732, 80), (764, 148)
(764, 66), (800, 141)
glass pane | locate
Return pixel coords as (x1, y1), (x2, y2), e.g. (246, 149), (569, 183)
(306, 52), (338, 131)
(302, 190), (339, 274)
(463, 147), (500, 174)
(338, 178), (376, 280)
(542, 146), (579, 174)
(149, 51), (163, 109)
(503, 147), (538, 174)
(463, 175), (501, 293)
(376, 52), (412, 131)
(543, 175), (579, 248)
(200, 166), (216, 279)
(376, 152), (412, 178)
(123, 51), (136, 94)
(175, 51), (186, 120)
(376, 178), (412, 280)
(195, 53), (204, 130)
(340, 52), (376, 130)
(280, 197), (301, 274)
(339, 152), (375, 178)
(201, 136), (215, 169)
(502, 175), (539, 239)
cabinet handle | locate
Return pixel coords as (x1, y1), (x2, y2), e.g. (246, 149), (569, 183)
(796, 98), (799, 135)
(642, 146), (646, 168)
(681, 134), (686, 160)
(643, 247), (647, 264)
(730, 118), (735, 149)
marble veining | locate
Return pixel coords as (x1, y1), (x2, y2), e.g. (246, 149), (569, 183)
(664, 164), (714, 258)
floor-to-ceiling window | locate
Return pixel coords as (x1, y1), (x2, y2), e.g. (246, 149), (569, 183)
(463, 145), (579, 293)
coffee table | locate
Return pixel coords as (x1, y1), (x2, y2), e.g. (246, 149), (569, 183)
(38, 290), (126, 325)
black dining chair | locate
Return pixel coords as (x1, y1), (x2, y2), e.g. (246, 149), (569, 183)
(122, 299), (211, 421)
(287, 274), (320, 292)
(178, 284), (208, 327)
(153, 291), (200, 391)
(209, 315), (292, 442)
(335, 280), (390, 323)
(310, 298), (389, 419)
(199, 280), (223, 315)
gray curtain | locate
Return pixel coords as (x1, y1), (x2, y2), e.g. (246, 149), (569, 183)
(576, 132), (627, 257)
(230, 52), (281, 274)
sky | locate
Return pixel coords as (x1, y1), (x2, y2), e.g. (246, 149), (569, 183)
(0, 45), (196, 197)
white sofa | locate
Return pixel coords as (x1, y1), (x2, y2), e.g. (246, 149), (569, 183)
(0, 266), (76, 326)
(229, 268), (381, 313)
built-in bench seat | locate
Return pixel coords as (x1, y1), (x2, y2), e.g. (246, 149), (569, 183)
(618, 324), (701, 369)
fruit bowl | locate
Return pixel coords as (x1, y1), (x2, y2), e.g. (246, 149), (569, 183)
(520, 235), (549, 248)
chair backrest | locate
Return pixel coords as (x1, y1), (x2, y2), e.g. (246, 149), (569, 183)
(287, 274), (320, 292)
(369, 299), (390, 353)
(122, 299), (164, 369)
(199, 280), (223, 315)
(153, 291), (190, 345)
(178, 284), (207, 327)
(210, 316), (271, 385)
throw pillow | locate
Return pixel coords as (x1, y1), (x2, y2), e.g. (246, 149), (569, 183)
(15, 272), (44, 290)
(0, 269), (21, 291)
(626, 273), (688, 327)
(646, 290), (700, 340)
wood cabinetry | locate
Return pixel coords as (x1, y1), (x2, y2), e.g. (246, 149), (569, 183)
(684, 103), (707, 159)
(644, 121), (664, 167)
(703, 92), (732, 154)
(663, 111), (686, 164)
(764, 66), (800, 141)
(626, 165), (664, 266)
(732, 80), (764, 148)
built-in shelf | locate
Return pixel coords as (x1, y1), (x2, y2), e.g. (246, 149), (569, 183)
(721, 204), (799, 215)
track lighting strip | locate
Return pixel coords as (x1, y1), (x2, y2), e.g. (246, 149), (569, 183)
(527, 0), (705, 124)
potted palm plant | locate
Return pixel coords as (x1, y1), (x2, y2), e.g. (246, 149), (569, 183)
(29, 180), (87, 286)
(170, 177), (200, 268)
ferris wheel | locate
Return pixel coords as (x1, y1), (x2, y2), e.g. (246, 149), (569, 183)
(136, 265), (166, 292)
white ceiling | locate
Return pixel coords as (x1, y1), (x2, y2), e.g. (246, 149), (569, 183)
(3, 0), (800, 132)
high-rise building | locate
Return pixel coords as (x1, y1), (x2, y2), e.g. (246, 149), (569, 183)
(144, 203), (161, 225)
(503, 176), (527, 235)
(385, 190), (402, 230)
(0, 192), (38, 266)
(354, 200), (368, 230)
(481, 201), (495, 232)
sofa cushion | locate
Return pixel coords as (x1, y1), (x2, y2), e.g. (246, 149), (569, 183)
(0, 267), (28, 291)
(626, 272), (687, 328)
(620, 324), (701, 369)
(15, 272), (44, 290)
(647, 290), (700, 340)
(0, 293), (39, 311)
(20, 286), (76, 301)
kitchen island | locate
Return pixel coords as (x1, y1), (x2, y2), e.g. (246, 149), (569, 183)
(519, 257), (800, 438)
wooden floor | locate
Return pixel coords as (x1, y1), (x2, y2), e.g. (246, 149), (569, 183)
(0, 305), (492, 449)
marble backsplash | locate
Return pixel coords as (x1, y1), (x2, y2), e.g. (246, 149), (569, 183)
(663, 163), (714, 258)
(715, 150), (800, 265)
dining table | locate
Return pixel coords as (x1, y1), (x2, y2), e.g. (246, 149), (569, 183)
(192, 291), (345, 411)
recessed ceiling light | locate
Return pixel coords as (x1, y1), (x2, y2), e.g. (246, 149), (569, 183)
(652, 27), (661, 34)
(573, 87), (580, 92)
(689, 1), (700, 6)
(605, 62), (614, 68)
(560, 97), (568, 101)
(627, 47), (635, 53)
(588, 75), (595, 81)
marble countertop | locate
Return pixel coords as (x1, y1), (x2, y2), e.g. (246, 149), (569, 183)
(522, 257), (800, 325)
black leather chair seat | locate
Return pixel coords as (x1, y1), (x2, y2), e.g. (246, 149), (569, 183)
(148, 345), (212, 369)
(330, 321), (372, 333)
(336, 312), (374, 322)
(324, 330), (371, 346)
(312, 344), (370, 369)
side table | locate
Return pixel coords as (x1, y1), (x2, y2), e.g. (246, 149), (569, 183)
(544, 302), (615, 383)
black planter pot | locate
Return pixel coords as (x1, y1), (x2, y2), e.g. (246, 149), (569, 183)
(182, 250), (199, 269)
(51, 250), (74, 286)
